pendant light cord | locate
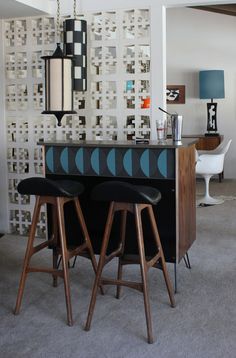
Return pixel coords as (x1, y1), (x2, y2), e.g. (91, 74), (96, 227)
(73, 0), (77, 19)
(56, 0), (61, 42)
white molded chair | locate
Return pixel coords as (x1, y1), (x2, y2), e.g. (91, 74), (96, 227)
(196, 139), (232, 206)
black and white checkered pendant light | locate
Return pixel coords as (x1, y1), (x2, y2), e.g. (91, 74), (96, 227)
(41, 43), (76, 126)
(63, 18), (87, 91)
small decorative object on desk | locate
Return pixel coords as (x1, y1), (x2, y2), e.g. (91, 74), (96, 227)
(135, 137), (149, 144)
(158, 107), (183, 143)
(156, 119), (168, 142)
(171, 114), (183, 143)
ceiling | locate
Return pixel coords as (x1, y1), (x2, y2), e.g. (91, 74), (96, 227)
(1, 1), (236, 20)
(0, 0), (47, 19)
(190, 4), (236, 17)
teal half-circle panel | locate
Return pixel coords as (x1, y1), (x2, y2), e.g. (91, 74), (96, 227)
(60, 147), (69, 173)
(140, 149), (150, 177)
(157, 149), (167, 178)
(123, 149), (132, 176)
(91, 148), (100, 175)
(107, 148), (116, 176)
(75, 148), (84, 174)
(46, 147), (54, 173)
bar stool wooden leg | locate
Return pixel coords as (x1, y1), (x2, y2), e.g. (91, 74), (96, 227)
(56, 198), (73, 326)
(52, 205), (59, 287)
(74, 198), (104, 296)
(73, 199), (99, 280)
(14, 197), (41, 315)
(147, 206), (175, 308)
(134, 204), (154, 344)
(116, 210), (127, 299)
(85, 202), (115, 331)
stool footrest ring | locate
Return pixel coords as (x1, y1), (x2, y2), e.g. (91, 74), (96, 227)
(101, 277), (143, 292)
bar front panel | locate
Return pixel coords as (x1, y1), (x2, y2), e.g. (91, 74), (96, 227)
(44, 143), (177, 262)
(45, 145), (175, 179)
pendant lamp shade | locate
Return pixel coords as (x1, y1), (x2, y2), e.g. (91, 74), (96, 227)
(63, 19), (87, 91)
(41, 43), (76, 126)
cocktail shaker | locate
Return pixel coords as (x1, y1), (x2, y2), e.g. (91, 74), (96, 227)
(158, 107), (183, 142)
(171, 114), (182, 142)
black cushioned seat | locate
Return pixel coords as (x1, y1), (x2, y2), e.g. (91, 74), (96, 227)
(17, 177), (84, 197)
(91, 181), (161, 205)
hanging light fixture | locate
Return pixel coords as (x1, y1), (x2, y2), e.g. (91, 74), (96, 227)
(63, 0), (87, 91)
(41, 0), (76, 126)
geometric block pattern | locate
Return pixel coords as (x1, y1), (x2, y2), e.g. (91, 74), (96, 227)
(45, 145), (175, 179)
(4, 17), (59, 237)
(87, 8), (150, 141)
(63, 19), (87, 91)
(3, 9), (151, 237)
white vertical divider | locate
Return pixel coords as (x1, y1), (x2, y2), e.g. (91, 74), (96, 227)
(0, 20), (9, 233)
(150, 4), (166, 140)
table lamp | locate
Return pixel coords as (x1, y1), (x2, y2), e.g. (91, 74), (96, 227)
(199, 70), (225, 136)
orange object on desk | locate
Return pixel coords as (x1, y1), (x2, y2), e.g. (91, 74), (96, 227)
(141, 97), (150, 108)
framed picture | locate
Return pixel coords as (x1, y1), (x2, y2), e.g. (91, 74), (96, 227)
(166, 85), (185, 104)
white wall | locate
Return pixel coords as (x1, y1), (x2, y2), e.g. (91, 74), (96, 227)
(166, 7), (236, 178)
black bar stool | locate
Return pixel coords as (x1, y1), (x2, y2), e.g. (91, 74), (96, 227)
(14, 177), (99, 326)
(85, 181), (175, 343)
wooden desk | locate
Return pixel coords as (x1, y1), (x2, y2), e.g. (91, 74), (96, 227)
(39, 139), (197, 269)
(174, 134), (223, 150)
(195, 134), (223, 151)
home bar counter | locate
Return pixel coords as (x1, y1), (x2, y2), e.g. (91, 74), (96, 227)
(38, 138), (196, 276)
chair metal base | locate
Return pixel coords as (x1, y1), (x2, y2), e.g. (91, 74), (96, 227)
(197, 195), (224, 206)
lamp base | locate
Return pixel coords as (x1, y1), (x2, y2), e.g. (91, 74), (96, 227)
(205, 132), (219, 137)
(207, 102), (217, 132)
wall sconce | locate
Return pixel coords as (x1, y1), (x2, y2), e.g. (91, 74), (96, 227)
(199, 70), (225, 136)
(41, 0), (77, 126)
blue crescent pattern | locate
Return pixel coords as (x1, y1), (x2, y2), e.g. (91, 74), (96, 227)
(91, 148), (100, 174)
(107, 148), (116, 176)
(46, 147), (54, 173)
(45, 145), (172, 179)
(157, 149), (167, 178)
(60, 147), (69, 173)
(123, 149), (132, 176)
(75, 148), (84, 174)
(140, 149), (150, 177)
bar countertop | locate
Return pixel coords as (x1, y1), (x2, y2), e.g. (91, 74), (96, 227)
(38, 138), (197, 148)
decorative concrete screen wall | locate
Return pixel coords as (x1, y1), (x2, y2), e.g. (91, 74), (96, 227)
(4, 9), (150, 237)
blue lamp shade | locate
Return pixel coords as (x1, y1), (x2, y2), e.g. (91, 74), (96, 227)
(199, 70), (225, 100)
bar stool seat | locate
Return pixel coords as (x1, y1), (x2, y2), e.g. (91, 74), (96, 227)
(85, 181), (175, 344)
(17, 177), (85, 197)
(14, 177), (99, 326)
(91, 181), (162, 204)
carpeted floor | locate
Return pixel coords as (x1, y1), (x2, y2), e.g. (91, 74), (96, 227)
(0, 179), (236, 358)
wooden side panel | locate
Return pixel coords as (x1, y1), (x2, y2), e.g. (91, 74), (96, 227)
(177, 145), (196, 262)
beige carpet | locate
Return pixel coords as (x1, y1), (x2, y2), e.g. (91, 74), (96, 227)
(0, 179), (236, 358)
